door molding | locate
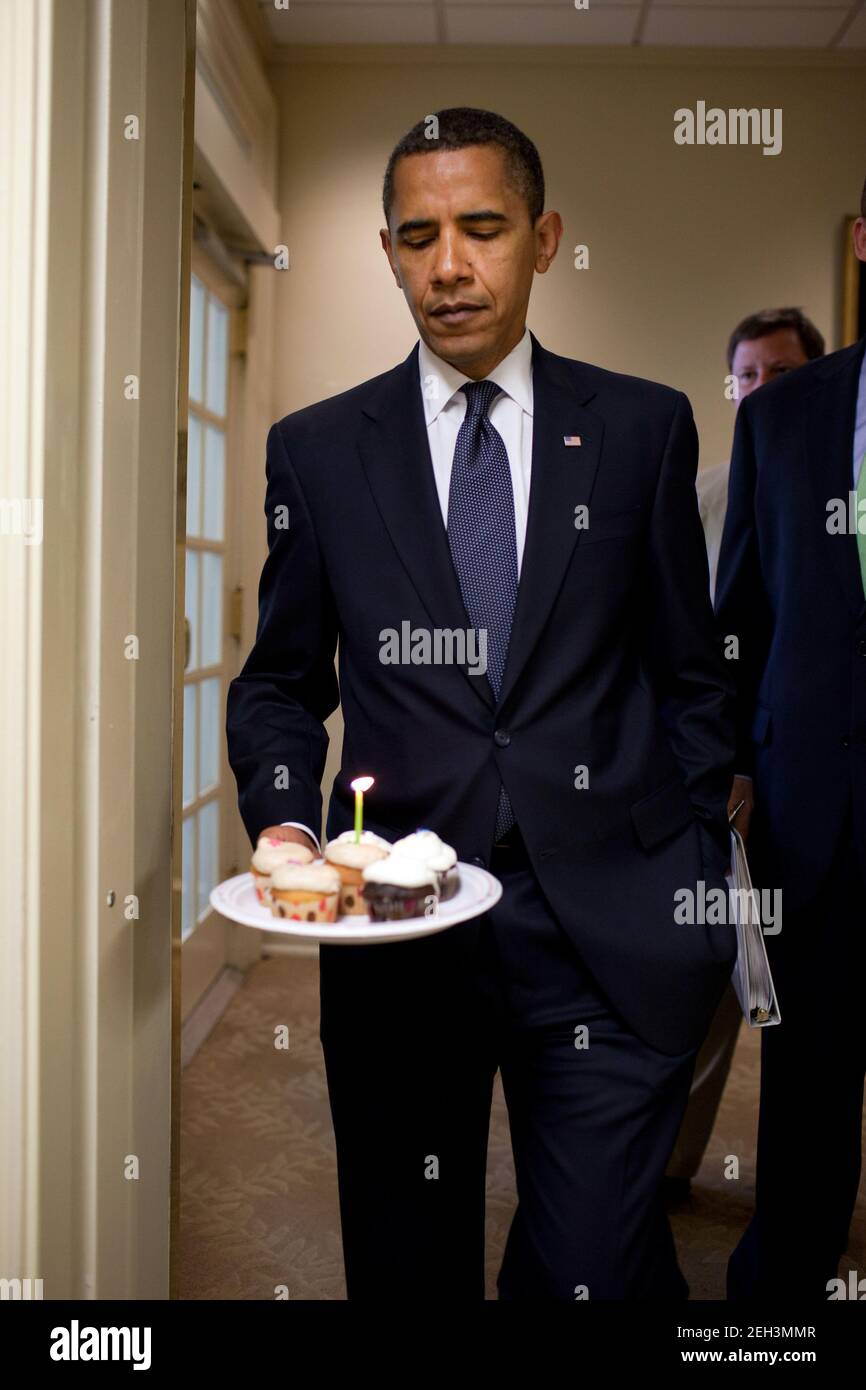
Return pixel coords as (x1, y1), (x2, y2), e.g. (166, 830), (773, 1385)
(0, 0), (192, 1299)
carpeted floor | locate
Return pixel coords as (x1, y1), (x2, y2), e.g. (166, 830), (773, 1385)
(178, 953), (866, 1300)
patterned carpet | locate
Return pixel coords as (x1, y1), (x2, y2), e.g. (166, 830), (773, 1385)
(178, 954), (866, 1300)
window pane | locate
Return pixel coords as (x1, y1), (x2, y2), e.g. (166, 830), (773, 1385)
(200, 551), (222, 667)
(183, 683), (196, 807)
(198, 677), (220, 796)
(202, 425), (225, 541)
(184, 550), (199, 672)
(182, 813), (195, 941)
(205, 297), (228, 416)
(186, 414), (201, 538)
(189, 277), (204, 404)
(197, 800), (219, 920)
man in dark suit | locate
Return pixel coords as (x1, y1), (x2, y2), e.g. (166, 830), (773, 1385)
(665, 307), (825, 1208)
(718, 185), (866, 1300)
(227, 107), (737, 1300)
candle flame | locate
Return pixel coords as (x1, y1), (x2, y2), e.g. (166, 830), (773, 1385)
(350, 775), (374, 793)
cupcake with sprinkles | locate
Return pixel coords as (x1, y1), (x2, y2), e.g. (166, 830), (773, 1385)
(250, 835), (316, 905)
(270, 862), (341, 923)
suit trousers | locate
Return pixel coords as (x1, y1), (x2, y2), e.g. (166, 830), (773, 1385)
(666, 981), (742, 1182)
(318, 827), (699, 1300)
(727, 824), (866, 1299)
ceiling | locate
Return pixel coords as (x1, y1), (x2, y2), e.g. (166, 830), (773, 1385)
(254, 0), (866, 50)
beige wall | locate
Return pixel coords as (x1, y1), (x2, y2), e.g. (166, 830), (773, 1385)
(268, 47), (866, 468)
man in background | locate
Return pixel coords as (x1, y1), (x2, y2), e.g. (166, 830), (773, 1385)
(718, 187), (866, 1298)
(665, 307), (825, 1206)
(698, 308), (825, 601)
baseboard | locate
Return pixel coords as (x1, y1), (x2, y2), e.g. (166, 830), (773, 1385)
(260, 940), (320, 959)
(181, 966), (245, 1068)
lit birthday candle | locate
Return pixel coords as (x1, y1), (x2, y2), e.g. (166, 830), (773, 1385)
(350, 775), (374, 843)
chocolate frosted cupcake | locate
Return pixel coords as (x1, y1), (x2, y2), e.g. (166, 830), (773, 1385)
(324, 830), (391, 916)
(390, 829), (460, 901)
(361, 855), (438, 922)
(250, 836), (316, 905)
(270, 862), (340, 923)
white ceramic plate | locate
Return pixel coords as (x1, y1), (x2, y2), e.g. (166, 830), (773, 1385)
(209, 861), (503, 945)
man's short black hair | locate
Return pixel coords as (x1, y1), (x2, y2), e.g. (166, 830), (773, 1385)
(382, 107), (545, 228)
(861, 172), (866, 219)
(726, 307), (825, 370)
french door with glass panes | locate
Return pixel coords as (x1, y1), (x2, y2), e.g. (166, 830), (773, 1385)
(181, 262), (242, 1018)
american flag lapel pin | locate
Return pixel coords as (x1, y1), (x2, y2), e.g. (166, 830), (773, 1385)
(563, 435), (582, 447)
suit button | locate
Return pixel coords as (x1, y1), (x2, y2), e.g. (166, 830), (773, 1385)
(841, 736), (850, 748)
(494, 729), (511, 747)
(469, 855), (486, 868)
(858, 640), (866, 657)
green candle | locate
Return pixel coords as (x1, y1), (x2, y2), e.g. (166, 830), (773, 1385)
(350, 776), (374, 843)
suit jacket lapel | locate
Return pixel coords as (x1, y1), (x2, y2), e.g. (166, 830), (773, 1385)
(497, 333), (603, 710)
(806, 339), (866, 618)
(357, 344), (497, 711)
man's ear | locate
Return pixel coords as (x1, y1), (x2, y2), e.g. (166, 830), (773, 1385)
(380, 228), (402, 287)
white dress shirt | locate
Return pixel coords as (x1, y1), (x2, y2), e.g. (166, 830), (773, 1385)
(418, 326), (534, 576)
(281, 329), (535, 851)
(696, 459), (730, 604)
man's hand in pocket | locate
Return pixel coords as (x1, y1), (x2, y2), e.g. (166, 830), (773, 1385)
(728, 776), (754, 843)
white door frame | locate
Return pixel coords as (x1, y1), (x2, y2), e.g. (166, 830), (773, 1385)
(0, 0), (193, 1299)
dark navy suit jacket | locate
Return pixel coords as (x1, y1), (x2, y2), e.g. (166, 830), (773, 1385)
(715, 336), (866, 911)
(227, 332), (737, 1055)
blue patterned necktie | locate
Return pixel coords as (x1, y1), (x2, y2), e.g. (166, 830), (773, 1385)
(446, 379), (518, 842)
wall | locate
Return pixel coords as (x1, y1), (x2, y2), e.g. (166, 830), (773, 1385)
(269, 46), (866, 465)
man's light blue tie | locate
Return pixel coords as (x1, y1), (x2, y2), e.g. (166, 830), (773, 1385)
(446, 379), (518, 842)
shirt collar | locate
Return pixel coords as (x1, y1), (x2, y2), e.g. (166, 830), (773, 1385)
(417, 326), (533, 426)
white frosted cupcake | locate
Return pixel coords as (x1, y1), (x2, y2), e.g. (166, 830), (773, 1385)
(327, 830), (392, 854)
(324, 831), (392, 915)
(250, 836), (316, 904)
(389, 829), (460, 901)
(270, 862), (341, 923)
(361, 855), (438, 922)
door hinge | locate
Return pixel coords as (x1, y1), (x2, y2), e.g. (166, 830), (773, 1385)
(228, 585), (243, 642)
(230, 307), (248, 357)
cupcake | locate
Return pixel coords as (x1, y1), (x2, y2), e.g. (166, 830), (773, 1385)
(361, 855), (438, 922)
(324, 830), (392, 915)
(270, 862), (341, 923)
(250, 836), (316, 905)
(389, 829), (460, 901)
